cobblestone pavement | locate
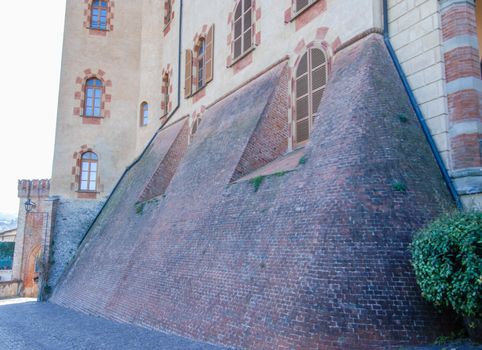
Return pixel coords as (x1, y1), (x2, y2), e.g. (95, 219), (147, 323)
(0, 299), (228, 350)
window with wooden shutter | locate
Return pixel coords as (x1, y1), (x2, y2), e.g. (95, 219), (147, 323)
(294, 0), (317, 15)
(206, 25), (214, 84)
(294, 47), (327, 146)
(184, 49), (193, 98)
(140, 102), (148, 126)
(233, 0), (253, 61)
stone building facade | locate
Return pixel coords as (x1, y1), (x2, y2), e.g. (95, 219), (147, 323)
(16, 0), (482, 348)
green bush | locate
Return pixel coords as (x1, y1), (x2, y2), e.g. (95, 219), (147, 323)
(411, 211), (482, 318)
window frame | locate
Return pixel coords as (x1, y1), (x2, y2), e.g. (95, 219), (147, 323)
(84, 78), (103, 118)
(79, 152), (98, 193)
(164, 0), (172, 28)
(90, 0), (109, 31)
(232, 0), (254, 63)
(293, 46), (328, 147)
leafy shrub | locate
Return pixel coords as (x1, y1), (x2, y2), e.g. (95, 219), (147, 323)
(411, 211), (482, 318)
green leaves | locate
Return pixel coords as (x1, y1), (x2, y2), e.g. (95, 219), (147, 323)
(411, 211), (482, 319)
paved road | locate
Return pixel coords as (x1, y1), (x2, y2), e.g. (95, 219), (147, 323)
(0, 299), (228, 350)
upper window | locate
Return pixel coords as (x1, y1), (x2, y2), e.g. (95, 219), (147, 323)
(80, 152), (98, 192)
(162, 75), (169, 116)
(294, 47), (327, 146)
(140, 102), (148, 126)
(90, 0), (108, 30)
(184, 25), (214, 98)
(84, 78), (103, 117)
(294, 0), (318, 15)
(233, 0), (253, 61)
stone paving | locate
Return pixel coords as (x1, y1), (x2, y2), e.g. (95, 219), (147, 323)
(0, 299), (228, 350)
(0, 299), (481, 350)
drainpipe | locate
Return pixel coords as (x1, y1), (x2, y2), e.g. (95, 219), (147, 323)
(382, 0), (463, 209)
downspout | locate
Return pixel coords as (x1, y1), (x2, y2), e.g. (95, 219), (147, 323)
(73, 0), (184, 252)
(382, 0), (463, 209)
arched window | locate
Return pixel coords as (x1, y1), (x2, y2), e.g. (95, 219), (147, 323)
(80, 152), (98, 192)
(162, 75), (169, 116)
(90, 1), (108, 30)
(84, 78), (103, 117)
(196, 39), (206, 90)
(233, 0), (253, 60)
(140, 102), (148, 126)
(294, 47), (327, 145)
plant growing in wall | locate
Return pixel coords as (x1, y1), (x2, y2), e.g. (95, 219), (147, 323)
(411, 211), (482, 342)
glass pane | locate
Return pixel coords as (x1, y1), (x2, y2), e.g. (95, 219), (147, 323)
(244, 0), (252, 10)
(244, 10), (252, 29)
(312, 66), (326, 90)
(296, 0), (309, 12)
(94, 108), (101, 116)
(90, 153), (98, 160)
(89, 181), (96, 191)
(234, 20), (242, 38)
(94, 89), (102, 97)
(90, 163), (97, 171)
(95, 79), (102, 87)
(243, 30), (252, 51)
(86, 88), (93, 97)
(94, 98), (101, 108)
(81, 172), (89, 181)
(235, 2), (242, 18)
(80, 181), (88, 191)
(296, 75), (308, 97)
(311, 48), (326, 68)
(234, 38), (242, 58)
(312, 89), (324, 114)
(296, 96), (309, 120)
(296, 54), (308, 77)
(296, 118), (310, 143)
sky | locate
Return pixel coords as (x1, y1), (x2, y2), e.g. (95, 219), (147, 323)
(0, 2), (66, 215)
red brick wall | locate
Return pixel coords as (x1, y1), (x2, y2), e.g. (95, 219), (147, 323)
(52, 35), (456, 349)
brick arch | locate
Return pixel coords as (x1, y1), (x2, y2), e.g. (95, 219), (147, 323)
(288, 27), (340, 149)
(83, 0), (115, 36)
(161, 65), (174, 120)
(71, 146), (102, 199)
(226, 0), (262, 73)
(73, 69), (112, 125)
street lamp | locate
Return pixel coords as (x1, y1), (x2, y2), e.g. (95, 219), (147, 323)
(24, 198), (36, 213)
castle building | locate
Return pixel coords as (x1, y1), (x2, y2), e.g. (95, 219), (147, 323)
(12, 0), (482, 348)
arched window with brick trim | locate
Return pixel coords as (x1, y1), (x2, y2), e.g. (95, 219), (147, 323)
(80, 152), (98, 192)
(294, 47), (327, 146)
(162, 75), (169, 116)
(90, 0), (108, 30)
(233, 0), (253, 61)
(140, 102), (148, 126)
(84, 78), (103, 117)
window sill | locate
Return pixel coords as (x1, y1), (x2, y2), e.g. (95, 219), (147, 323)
(76, 190), (99, 194)
(191, 83), (208, 98)
(81, 115), (104, 118)
(88, 27), (109, 31)
(229, 45), (256, 67)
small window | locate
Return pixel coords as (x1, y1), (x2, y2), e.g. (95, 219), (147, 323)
(90, 0), (108, 30)
(84, 78), (103, 117)
(191, 117), (201, 137)
(80, 152), (98, 192)
(233, 0), (253, 61)
(162, 76), (169, 116)
(164, 0), (172, 26)
(140, 102), (149, 126)
(294, 47), (327, 145)
(294, 0), (317, 15)
(197, 39), (206, 90)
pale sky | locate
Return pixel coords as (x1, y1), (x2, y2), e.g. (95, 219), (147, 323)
(0, 2), (66, 215)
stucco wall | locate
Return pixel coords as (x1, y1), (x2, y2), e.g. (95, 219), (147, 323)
(388, 0), (451, 168)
